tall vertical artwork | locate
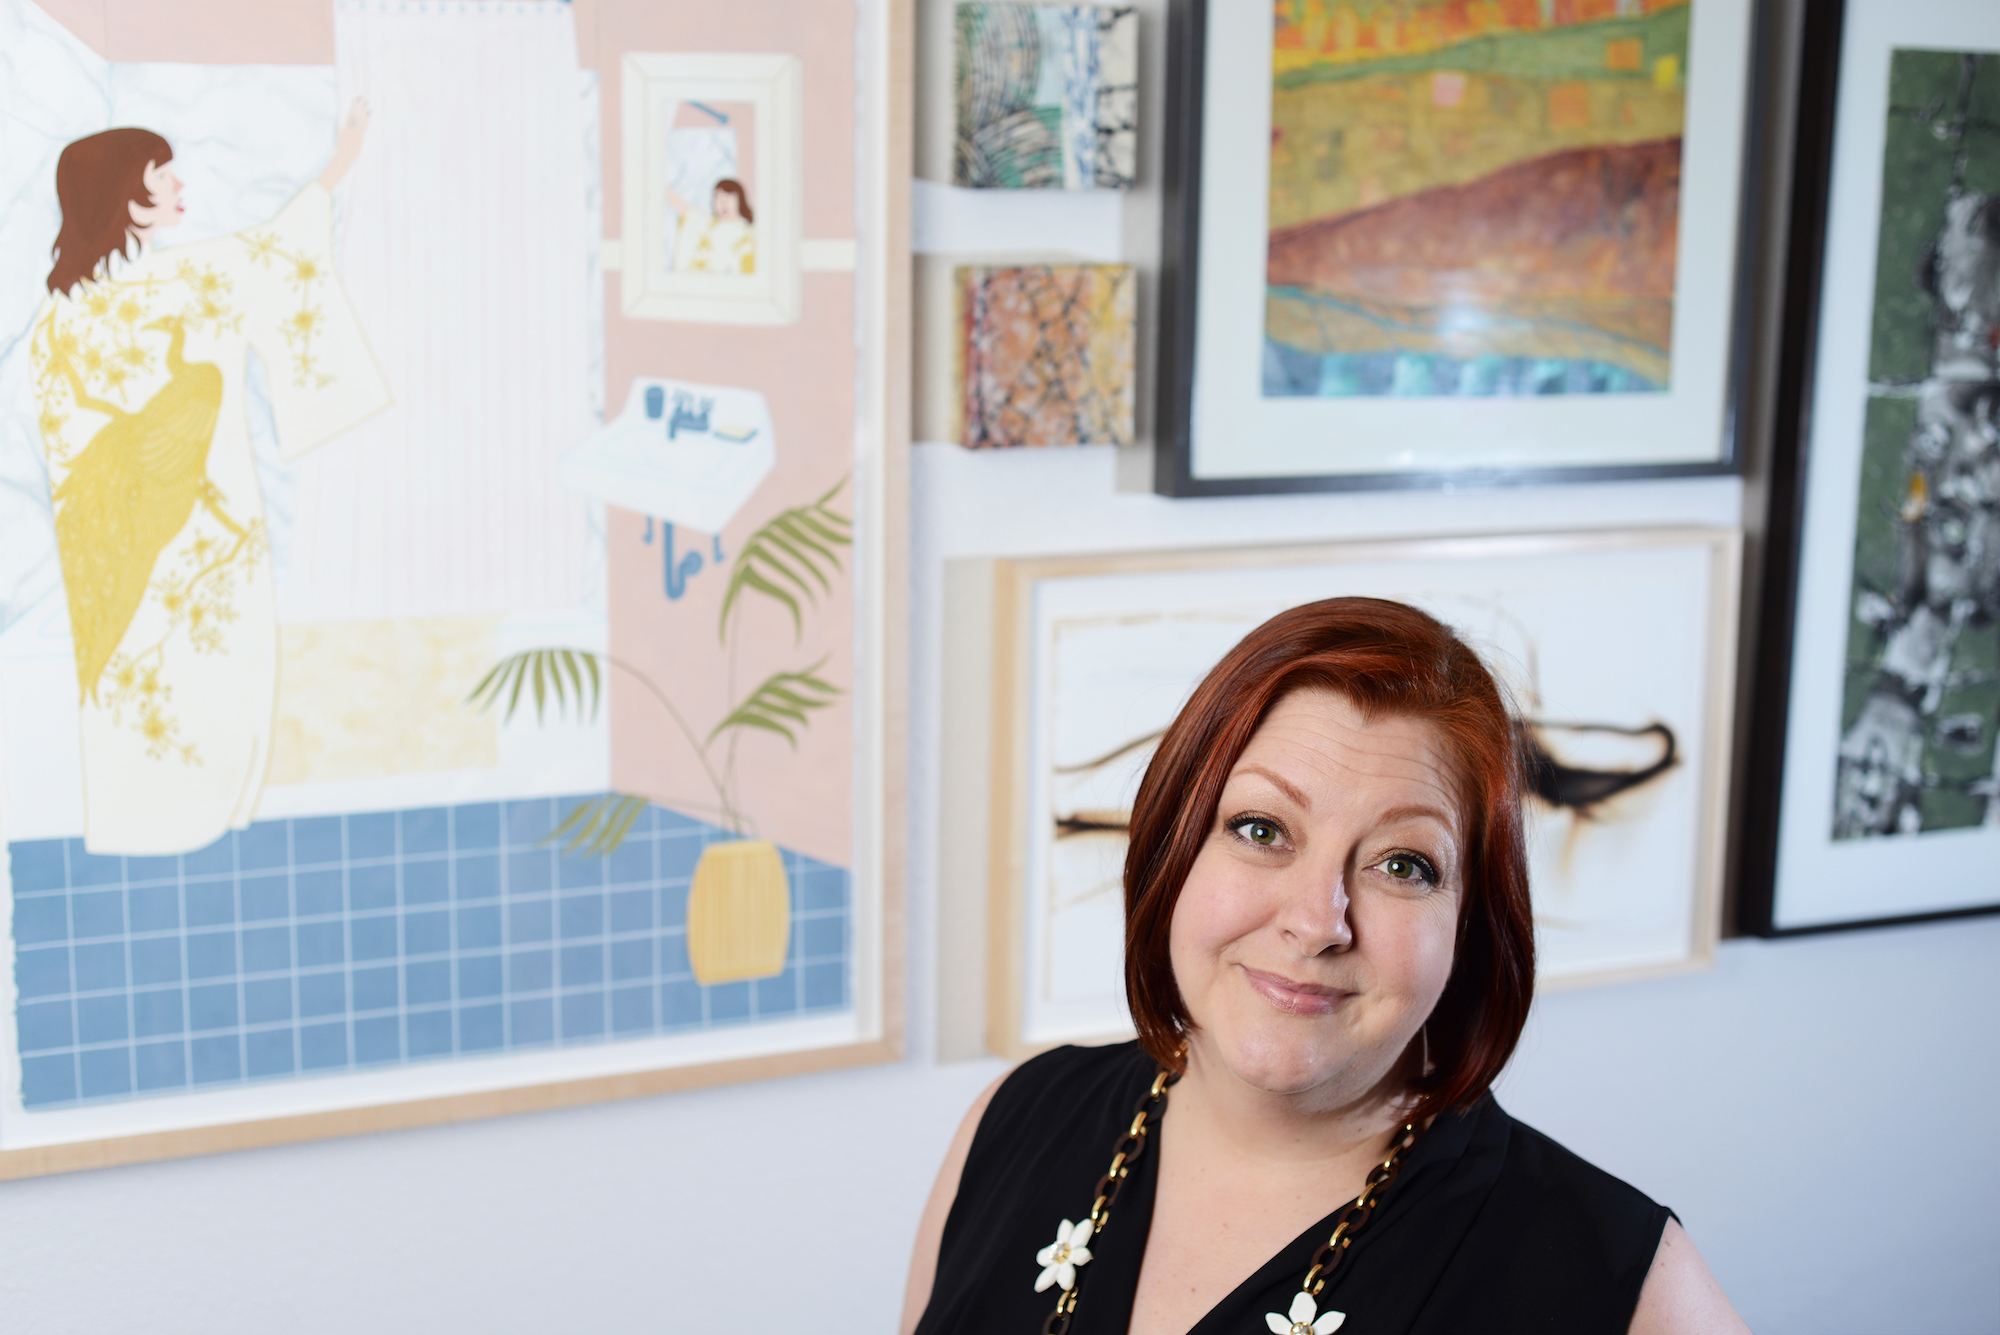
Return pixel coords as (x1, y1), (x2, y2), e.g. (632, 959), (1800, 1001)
(0, 0), (901, 1178)
(1834, 50), (2000, 840)
(1264, 0), (1690, 399)
(986, 532), (1738, 1054)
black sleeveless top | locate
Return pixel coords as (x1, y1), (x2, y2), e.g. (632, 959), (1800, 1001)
(915, 1042), (1672, 1334)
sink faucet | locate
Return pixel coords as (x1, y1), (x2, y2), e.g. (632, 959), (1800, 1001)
(667, 390), (714, 440)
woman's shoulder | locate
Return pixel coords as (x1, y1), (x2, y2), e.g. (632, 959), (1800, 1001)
(1398, 1101), (1671, 1331)
(970, 1040), (1156, 1157)
(1489, 1105), (1669, 1228)
(1472, 1103), (1671, 1306)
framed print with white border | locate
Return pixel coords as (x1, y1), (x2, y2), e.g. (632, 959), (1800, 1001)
(982, 529), (1739, 1058)
(1154, 0), (1763, 494)
(0, 0), (910, 1180)
(1742, 0), (2000, 935)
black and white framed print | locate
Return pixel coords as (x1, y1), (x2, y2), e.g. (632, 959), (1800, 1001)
(1742, 0), (2000, 934)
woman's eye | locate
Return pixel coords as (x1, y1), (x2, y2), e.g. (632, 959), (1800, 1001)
(1228, 817), (1282, 846)
(1379, 854), (1437, 883)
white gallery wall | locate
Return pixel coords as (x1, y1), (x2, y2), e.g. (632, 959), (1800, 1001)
(4, 1), (1997, 1331)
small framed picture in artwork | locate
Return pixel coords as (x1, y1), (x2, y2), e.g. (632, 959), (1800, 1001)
(1154, 0), (1764, 494)
(620, 52), (805, 325)
(970, 529), (1741, 1058)
(1740, 0), (2000, 935)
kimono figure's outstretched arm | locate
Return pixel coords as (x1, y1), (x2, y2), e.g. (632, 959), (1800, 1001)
(319, 97), (371, 191)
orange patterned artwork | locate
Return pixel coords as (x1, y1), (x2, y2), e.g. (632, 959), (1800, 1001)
(959, 263), (1136, 448)
(1265, 0), (1690, 398)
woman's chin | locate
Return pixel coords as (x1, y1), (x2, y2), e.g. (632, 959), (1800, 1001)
(1206, 1026), (1359, 1098)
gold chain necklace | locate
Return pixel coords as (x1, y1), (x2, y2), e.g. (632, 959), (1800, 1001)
(1035, 1068), (1422, 1335)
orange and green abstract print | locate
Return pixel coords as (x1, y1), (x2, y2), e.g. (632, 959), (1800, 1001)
(1264, 0), (1689, 398)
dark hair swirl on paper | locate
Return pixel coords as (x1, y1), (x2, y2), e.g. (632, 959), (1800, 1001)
(1121, 597), (1536, 1127)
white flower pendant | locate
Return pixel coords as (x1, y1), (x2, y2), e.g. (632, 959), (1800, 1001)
(1033, 1218), (1095, 1293)
(1265, 1290), (1345, 1334)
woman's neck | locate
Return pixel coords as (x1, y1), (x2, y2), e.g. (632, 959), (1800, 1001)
(1168, 1040), (1414, 1175)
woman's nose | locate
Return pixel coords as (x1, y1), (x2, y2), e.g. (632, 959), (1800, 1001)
(1278, 863), (1354, 954)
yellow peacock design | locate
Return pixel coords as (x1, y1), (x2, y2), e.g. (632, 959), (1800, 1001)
(32, 265), (269, 764)
(47, 314), (248, 703)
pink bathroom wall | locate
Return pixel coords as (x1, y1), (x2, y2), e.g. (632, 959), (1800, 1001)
(594, 0), (861, 869)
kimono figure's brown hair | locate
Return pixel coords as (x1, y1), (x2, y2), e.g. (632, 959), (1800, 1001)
(714, 178), (754, 223)
(47, 127), (174, 297)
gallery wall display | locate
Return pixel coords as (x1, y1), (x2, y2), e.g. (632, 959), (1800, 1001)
(982, 530), (1740, 1057)
(1154, 0), (1763, 494)
(1742, 0), (2000, 935)
(0, 0), (910, 1180)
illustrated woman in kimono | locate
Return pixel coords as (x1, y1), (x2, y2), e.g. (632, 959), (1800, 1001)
(665, 178), (757, 274)
(30, 100), (391, 856)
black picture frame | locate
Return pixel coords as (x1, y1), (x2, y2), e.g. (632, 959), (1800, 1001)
(1738, 0), (2000, 937)
(1153, 0), (1769, 497)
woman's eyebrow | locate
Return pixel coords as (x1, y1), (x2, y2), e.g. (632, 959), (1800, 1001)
(1232, 764), (1311, 810)
(1376, 803), (1458, 835)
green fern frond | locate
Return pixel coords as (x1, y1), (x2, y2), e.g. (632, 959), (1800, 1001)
(719, 477), (853, 643)
(467, 648), (606, 723)
(706, 658), (841, 749)
(546, 793), (649, 858)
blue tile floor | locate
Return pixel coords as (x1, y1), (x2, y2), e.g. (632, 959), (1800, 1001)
(8, 795), (851, 1109)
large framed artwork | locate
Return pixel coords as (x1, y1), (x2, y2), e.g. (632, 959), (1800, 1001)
(981, 530), (1739, 1057)
(1154, 0), (1763, 495)
(1741, 0), (2000, 935)
(0, 0), (910, 1179)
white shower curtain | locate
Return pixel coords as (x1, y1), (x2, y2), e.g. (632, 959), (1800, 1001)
(287, 0), (597, 622)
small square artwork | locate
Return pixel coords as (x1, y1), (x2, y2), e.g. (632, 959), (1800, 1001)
(959, 264), (1136, 448)
(954, 3), (1138, 189)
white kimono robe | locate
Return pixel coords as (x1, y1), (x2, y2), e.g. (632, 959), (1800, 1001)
(30, 183), (389, 855)
(671, 210), (755, 275)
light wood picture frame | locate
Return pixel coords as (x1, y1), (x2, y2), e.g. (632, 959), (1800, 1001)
(0, 0), (910, 1180)
(979, 530), (1739, 1059)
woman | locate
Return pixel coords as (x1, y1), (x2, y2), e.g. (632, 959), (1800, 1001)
(32, 100), (389, 856)
(902, 599), (1746, 1334)
(664, 177), (755, 274)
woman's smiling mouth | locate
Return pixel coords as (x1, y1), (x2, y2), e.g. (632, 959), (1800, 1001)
(1239, 965), (1353, 1015)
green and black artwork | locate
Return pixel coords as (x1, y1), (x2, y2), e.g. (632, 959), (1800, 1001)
(1835, 49), (2000, 838)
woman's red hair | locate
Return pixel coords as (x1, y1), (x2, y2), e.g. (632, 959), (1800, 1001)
(1122, 596), (1536, 1125)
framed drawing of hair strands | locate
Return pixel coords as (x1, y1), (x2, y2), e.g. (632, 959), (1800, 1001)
(0, 0), (909, 1180)
(980, 529), (1739, 1057)
(1154, 0), (1763, 495)
(1741, 0), (2000, 935)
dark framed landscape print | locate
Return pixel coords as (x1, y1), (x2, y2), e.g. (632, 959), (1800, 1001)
(1155, 0), (1762, 494)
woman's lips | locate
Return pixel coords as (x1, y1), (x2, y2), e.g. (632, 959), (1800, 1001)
(1240, 965), (1351, 1016)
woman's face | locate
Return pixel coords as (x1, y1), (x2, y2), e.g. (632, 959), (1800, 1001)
(712, 186), (741, 220)
(128, 158), (184, 234)
(1169, 688), (1464, 1109)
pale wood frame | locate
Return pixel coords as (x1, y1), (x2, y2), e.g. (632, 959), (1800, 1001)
(0, 0), (913, 1182)
(979, 529), (1740, 1061)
